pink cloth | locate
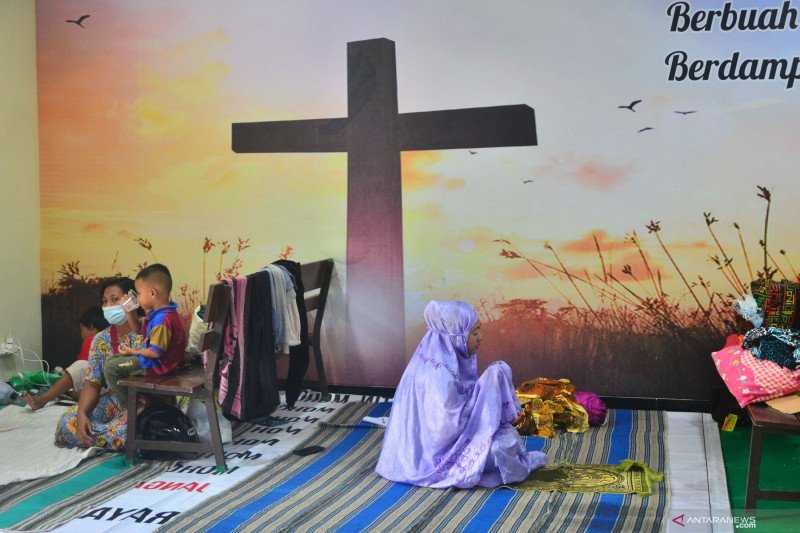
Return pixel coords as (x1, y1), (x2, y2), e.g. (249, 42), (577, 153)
(712, 334), (800, 408)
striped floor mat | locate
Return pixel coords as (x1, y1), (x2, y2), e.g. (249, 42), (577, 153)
(0, 393), (387, 532)
(159, 404), (669, 533)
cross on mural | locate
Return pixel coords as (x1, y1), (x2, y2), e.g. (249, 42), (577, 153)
(232, 38), (537, 378)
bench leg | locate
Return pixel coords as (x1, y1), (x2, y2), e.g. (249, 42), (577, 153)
(204, 394), (227, 472)
(125, 387), (138, 465)
(313, 341), (329, 396)
(745, 426), (764, 509)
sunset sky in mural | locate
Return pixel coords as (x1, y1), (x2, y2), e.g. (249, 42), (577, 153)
(38, 0), (800, 337)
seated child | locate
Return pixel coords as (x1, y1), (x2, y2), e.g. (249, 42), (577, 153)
(104, 263), (187, 405)
(23, 306), (108, 410)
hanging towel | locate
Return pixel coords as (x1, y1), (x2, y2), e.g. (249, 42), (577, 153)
(264, 265), (284, 352)
(265, 265), (302, 354)
(276, 265), (302, 351)
(273, 260), (310, 407)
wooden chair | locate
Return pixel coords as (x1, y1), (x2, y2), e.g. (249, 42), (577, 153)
(121, 283), (230, 471)
(745, 402), (800, 509)
(300, 259), (334, 395)
(121, 259), (334, 468)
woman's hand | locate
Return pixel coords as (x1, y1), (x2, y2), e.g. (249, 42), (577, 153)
(76, 411), (93, 446)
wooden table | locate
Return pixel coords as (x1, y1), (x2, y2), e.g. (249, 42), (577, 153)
(745, 403), (800, 509)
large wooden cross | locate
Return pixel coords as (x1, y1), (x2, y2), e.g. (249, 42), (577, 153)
(232, 38), (537, 382)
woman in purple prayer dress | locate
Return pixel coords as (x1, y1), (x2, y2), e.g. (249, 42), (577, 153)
(375, 300), (547, 488)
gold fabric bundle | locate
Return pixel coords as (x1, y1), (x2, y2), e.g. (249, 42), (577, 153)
(514, 378), (589, 438)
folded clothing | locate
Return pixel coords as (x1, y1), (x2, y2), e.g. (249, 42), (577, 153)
(712, 334), (800, 408)
(743, 327), (800, 370)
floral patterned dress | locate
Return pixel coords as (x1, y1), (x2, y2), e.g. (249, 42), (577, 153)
(55, 326), (144, 450)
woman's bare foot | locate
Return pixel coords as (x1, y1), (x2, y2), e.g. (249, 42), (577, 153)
(23, 393), (46, 411)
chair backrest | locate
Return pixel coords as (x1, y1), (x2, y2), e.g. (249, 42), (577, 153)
(200, 259), (334, 384)
(300, 259), (334, 339)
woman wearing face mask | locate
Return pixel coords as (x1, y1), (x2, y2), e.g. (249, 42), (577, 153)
(375, 300), (547, 488)
(54, 277), (146, 450)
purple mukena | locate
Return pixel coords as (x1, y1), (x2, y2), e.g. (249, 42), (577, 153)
(376, 300), (546, 488)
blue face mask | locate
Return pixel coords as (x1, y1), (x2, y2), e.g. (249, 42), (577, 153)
(103, 305), (128, 326)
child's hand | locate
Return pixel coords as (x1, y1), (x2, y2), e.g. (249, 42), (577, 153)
(117, 343), (134, 355)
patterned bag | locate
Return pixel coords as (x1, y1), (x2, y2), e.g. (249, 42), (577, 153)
(750, 278), (800, 329)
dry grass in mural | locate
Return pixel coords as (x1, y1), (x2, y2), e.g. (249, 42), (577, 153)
(485, 185), (796, 396)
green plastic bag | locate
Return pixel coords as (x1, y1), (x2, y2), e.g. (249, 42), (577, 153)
(7, 371), (61, 393)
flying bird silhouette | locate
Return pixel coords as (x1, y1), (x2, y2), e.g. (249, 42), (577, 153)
(468, 150), (478, 155)
(674, 110), (697, 115)
(618, 99), (642, 112)
(522, 179), (535, 184)
(66, 15), (90, 27)
(638, 127), (654, 133)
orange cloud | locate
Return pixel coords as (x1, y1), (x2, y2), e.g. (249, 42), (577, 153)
(574, 162), (628, 190)
(402, 151), (442, 190)
(672, 240), (711, 250)
(402, 151), (466, 191)
(408, 203), (445, 222)
(535, 154), (631, 191)
(83, 223), (104, 233)
(609, 251), (671, 282)
(501, 261), (545, 281)
(563, 230), (633, 254)
(444, 178), (466, 190)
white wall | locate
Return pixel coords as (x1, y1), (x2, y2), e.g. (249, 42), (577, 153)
(0, 0), (41, 375)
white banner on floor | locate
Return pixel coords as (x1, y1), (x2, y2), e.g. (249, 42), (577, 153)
(52, 395), (356, 532)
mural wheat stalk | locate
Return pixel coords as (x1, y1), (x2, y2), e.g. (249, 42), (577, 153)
(757, 186), (772, 276)
(217, 240), (231, 280)
(647, 220), (708, 315)
(496, 242), (580, 310)
(733, 222), (754, 281)
(201, 237), (215, 300)
(545, 242), (600, 321)
(135, 237), (158, 263)
(627, 231), (661, 298)
(767, 250), (788, 280)
(710, 255), (744, 296)
(704, 212), (746, 294)
(592, 234), (609, 283)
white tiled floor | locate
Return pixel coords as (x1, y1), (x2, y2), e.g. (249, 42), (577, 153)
(665, 412), (733, 533)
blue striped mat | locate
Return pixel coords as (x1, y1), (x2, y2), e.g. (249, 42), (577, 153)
(158, 402), (668, 533)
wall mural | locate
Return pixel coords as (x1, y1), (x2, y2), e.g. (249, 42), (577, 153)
(38, 0), (800, 400)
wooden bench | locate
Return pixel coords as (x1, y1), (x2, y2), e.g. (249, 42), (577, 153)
(745, 402), (800, 509)
(121, 259), (334, 470)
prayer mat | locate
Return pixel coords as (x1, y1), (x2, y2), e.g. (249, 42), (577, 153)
(509, 460), (664, 496)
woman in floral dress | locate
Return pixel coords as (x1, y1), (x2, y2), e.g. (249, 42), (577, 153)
(55, 277), (144, 451)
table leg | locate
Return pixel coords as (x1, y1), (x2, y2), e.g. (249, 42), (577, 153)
(745, 426), (764, 509)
